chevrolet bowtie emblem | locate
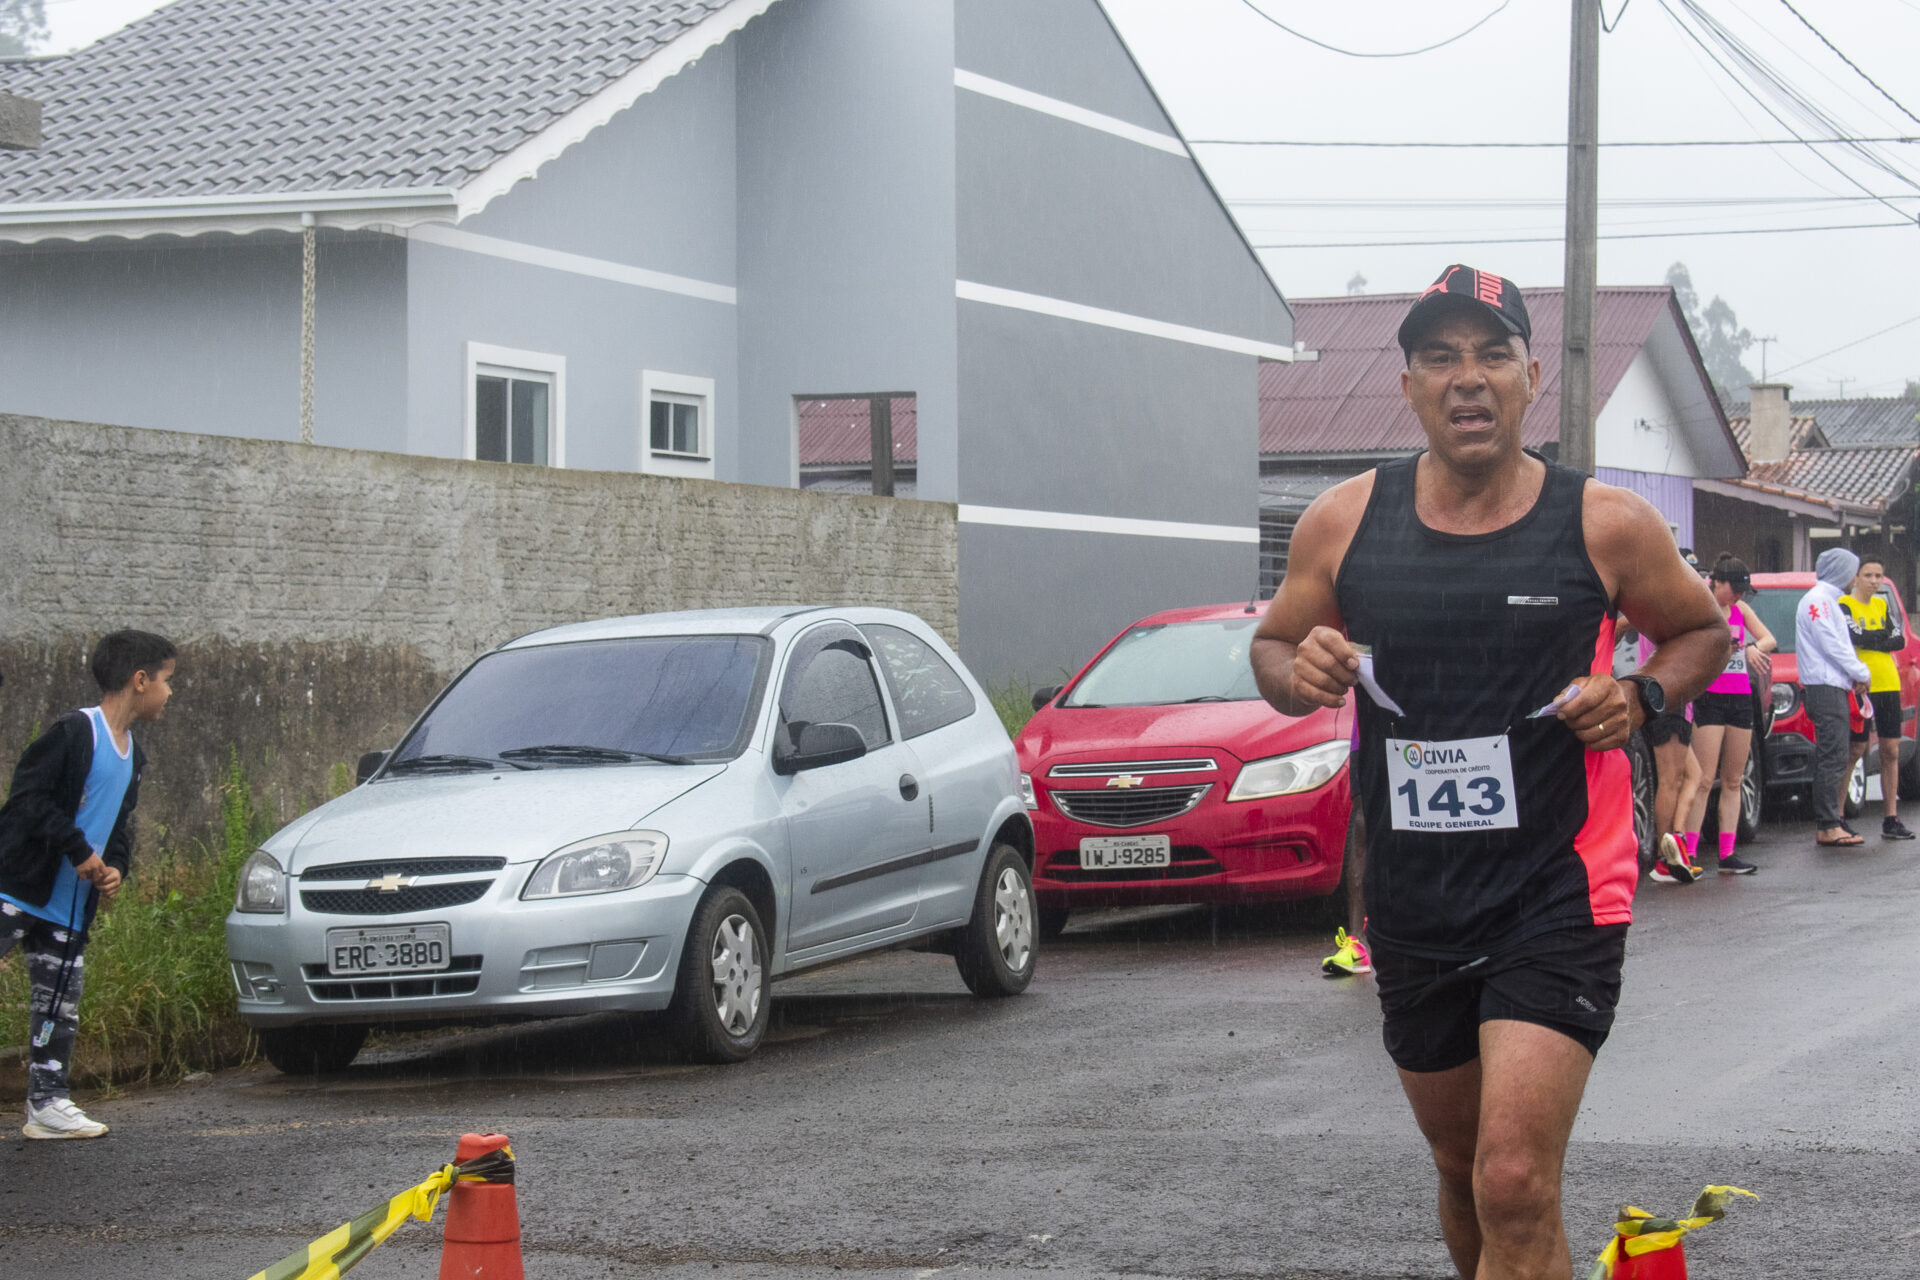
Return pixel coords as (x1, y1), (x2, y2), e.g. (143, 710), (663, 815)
(1106, 775), (1145, 789)
(366, 872), (415, 893)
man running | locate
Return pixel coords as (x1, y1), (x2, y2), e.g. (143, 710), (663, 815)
(1251, 265), (1728, 1280)
(1840, 554), (1913, 840)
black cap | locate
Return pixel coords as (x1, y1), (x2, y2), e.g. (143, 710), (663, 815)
(1397, 264), (1532, 356)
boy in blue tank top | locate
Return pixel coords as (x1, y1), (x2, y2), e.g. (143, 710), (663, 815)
(0, 629), (176, 1139)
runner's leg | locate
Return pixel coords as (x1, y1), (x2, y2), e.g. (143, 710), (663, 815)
(1651, 738), (1688, 835)
(1398, 1059), (1484, 1280)
(1470, 1019), (1594, 1280)
(1715, 727), (1751, 839)
(1683, 724), (1725, 833)
(25, 918), (86, 1106)
(1880, 732), (1901, 819)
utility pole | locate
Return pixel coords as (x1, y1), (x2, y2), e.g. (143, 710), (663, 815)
(1832, 375), (1855, 398)
(300, 212), (316, 445)
(1559, 0), (1600, 474)
(868, 396), (894, 497)
(1757, 335), (1778, 380)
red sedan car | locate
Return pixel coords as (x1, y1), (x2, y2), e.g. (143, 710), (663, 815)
(1015, 603), (1355, 936)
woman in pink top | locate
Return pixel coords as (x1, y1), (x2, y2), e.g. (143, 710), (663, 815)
(1682, 554), (1776, 873)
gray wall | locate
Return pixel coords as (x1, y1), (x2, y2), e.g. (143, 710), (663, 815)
(0, 413), (958, 847)
(0, 233), (407, 451)
(406, 43), (741, 472)
(948, 0), (1288, 682)
(734, 0), (960, 498)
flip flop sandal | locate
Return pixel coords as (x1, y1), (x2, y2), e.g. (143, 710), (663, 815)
(1817, 834), (1866, 847)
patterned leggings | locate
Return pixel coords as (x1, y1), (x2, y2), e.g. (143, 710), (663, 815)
(0, 899), (87, 1105)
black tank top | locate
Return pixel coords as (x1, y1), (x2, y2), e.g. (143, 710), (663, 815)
(1335, 451), (1635, 959)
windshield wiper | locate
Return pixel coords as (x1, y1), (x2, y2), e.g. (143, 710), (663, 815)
(1180, 695), (1231, 703)
(385, 753), (535, 774)
(498, 744), (697, 766)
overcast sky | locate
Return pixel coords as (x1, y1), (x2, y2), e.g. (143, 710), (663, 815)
(42, 0), (1920, 398)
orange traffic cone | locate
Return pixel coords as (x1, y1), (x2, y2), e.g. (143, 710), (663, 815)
(438, 1133), (523, 1280)
(1613, 1239), (1687, 1278)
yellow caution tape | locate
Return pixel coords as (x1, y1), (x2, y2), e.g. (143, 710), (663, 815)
(1587, 1185), (1756, 1280)
(244, 1146), (515, 1280)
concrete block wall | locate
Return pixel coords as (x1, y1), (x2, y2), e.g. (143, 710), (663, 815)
(0, 414), (957, 848)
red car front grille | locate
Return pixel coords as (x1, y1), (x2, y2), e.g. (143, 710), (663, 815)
(1051, 784), (1210, 828)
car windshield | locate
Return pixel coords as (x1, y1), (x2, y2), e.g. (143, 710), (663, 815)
(391, 635), (769, 768)
(1063, 618), (1262, 707)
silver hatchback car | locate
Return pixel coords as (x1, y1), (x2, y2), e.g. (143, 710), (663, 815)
(226, 606), (1036, 1070)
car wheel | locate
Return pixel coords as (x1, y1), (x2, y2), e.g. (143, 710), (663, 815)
(1036, 905), (1071, 940)
(668, 886), (770, 1064)
(256, 1024), (367, 1075)
(1626, 730), (1658, 872)
(1844, 757), (1867, 819)
(1737, 743), (1765, 841)
(955, 842), (1037, 997)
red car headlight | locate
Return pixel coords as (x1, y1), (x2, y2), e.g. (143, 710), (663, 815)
(1227, 740), (1350, 802)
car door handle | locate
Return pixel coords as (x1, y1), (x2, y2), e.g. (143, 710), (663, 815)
(899, 774), (919, 801)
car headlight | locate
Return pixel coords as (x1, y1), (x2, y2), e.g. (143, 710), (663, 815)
(1019, 772), (1037, 810)
(522, 831), (669, 900)
(1772, 681), (1799, 720)
(1227, 740), (1350, 802)
(235, 850), (287, 914)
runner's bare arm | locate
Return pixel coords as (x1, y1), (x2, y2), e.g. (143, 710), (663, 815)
(1555, 481), (1730, 749)
(1251, 473), (1374, 715)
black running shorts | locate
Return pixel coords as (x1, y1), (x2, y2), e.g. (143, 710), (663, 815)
(1693, 691), (1754, 731)
(1373, 925), (1629, 1074)
(1852, 691), (1901, 744)
(1644, 711), (1692, 747)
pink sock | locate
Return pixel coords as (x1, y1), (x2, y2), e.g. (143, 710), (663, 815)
(1682, 831), (1700, 858)
(1718, 832), (1736, 861)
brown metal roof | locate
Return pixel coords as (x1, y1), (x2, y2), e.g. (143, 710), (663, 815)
(796, 396), (917, 466)
(1259, 286), (1675, 456)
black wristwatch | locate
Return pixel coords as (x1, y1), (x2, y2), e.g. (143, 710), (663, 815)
(1621, 673), (1666, 719)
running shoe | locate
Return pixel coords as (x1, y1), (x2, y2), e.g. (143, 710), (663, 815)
(1321, 927), (1372, 977)
(1717, 854), (1758, 875)
(1649, 859), (1696, 885)
(1884, 817), (1916, 841)
(23, 1097), (107, 1140)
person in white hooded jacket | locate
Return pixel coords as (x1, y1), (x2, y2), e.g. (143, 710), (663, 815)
(1795, 547), (1872, 846)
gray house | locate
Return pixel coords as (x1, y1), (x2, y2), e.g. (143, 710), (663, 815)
(0, 0), (1293, 684)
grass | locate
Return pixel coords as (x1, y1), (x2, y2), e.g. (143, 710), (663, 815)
(989, 679), (1038, 739)
(0, 749), (270, 1089)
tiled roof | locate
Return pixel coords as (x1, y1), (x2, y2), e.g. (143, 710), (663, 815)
(1728, 414), (1824, 456)
(1792, 397), (1918, 448)
(797, 397), (917, 466)
(1260, 286), (1681, 456)
(0, 0), (747, 202)
(1723, 410), (1916, 515)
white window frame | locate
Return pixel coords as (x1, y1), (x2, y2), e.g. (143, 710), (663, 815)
(640, 370), (716, 480)
(465, 342), (566, 468)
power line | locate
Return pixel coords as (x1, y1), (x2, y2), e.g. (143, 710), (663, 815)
(1770, 314), (1920, 378)
(1776, 0), (1920, 127)
(1230, 194), (1915, 209)
(1250, 219), (1915, 250)
(1235, 0), (1510, 58)
(1188, 136), (1920, 148)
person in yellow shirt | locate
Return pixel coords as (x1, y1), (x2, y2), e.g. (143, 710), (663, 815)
(1840, 555), (1914, 840)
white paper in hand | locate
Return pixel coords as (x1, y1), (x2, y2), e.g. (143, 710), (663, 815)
(1351, 645), (1406, 717)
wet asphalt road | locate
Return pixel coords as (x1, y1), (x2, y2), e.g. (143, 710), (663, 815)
(5, 804), (1920, 1280)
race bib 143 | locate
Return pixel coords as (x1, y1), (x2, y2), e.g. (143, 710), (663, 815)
(1384, 735), (1518, 832)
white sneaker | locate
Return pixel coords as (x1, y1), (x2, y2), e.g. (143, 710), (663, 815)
(23, 1097), (108, 1140)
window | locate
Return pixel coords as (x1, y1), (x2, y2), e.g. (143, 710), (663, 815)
(641, 371), (716, 478)
(861, 624), (975, 739)
(467, 343), (565, 466)
(778, 625), (890, 753)
(1258, 511), (1299, 600)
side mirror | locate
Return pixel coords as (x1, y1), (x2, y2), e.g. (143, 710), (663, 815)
(356, 751), (390, 784)
(1031, 686), (1063, 711)
(773, 722), (868, 775)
